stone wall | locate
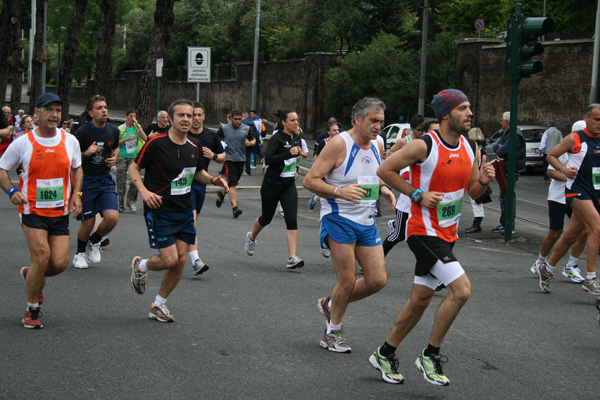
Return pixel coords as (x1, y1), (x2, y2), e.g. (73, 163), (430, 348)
(457, 38), (596, 137)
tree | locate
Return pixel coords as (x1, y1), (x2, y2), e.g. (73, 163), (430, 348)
(57, 0), (88, 122)
(0, 0), (11, 104)
(93, 0), (117, 96)
(28, 0), (44, 115)
(9, 0), (24, 113)
(134, 0), (175, 128)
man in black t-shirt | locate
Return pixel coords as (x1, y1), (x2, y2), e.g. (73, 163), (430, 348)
(73, 95), (121, 269)
(145, 110), (171, 139)
(128, 99), (228, 322)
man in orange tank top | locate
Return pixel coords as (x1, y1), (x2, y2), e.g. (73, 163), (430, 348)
(370, 89), (494, 386)
(0, 93), (83, 329)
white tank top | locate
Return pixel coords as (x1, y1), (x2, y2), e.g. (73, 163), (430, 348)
(320, 131), (382, 226)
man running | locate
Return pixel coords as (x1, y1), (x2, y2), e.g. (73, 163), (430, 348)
(303, 97), (395, 353)
(128, 99), (228, 322)
(0, 93), (83, 328)
(369, 89), (494, 386)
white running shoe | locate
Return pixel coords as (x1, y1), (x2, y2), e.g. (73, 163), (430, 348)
(562, 265), (584, 283)
(89, 242), (101, 263)
(387, 219), (395, 235)
(245, 232), (256, 256)
(73, 253), (89, 269)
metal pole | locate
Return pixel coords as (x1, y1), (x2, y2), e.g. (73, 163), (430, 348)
(591, 0), (600, 103)
(41, 0), (47, 94)
(251, 0), (260, 110)
(417, 0), (429, 115)
(196, 83), (200, 102)
(27, 0), (35, 89)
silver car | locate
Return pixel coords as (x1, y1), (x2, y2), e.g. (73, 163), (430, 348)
(382, 123), (412, 151)
(485, 125), (546, 170)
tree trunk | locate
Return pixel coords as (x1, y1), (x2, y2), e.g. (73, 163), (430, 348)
(93, 0), (117, 97)
(57, 0), (88, 122)
(0, 0), (11, 104)
(134, 0), (175, 128)
(9, 0), (23, 113)
(28, 0), (44, 114)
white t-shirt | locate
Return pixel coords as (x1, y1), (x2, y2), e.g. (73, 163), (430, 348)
(547, 153), (568, 204)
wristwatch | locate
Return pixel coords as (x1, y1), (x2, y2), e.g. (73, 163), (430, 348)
(410, 189), (423, 204)
(213, 153), (218, 161)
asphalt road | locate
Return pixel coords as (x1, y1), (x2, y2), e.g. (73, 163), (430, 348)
(1, 164), (598, 399)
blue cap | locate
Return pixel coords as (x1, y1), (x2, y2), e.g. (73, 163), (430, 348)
(35, 92), (63, 108)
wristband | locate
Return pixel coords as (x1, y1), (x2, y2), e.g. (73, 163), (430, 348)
(410, 189), (423, 201)
(7, 186), (18, 199)
(478, 178), (488, 186)
(379, 184), (392, 194)
(333, 187), (339, 198)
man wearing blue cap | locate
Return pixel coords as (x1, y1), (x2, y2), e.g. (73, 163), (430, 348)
(370, 89), (494, 386)
(0, 92), (83, 328)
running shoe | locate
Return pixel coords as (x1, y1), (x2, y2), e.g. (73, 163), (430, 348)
(245, 232), (256, 256)
(216, 191), (224, 208)
(22, 307), (43, 329)
(130, 256), (147, 295)
(562, 265), (584, 283)
(126, 201), (137, 213)
(581, 277), (600, 296)
(232, 207), (242, 218)
(309, 194), (317, 210)
(531, 262), (540, 277)
(320, 327), (351, 353)
(387, 219), (395, 235)
(73, 252), (89, 269)
(100, 237), (110, 248)
(89, 242), (102, 263)
(192, 258), (209, 276)
(369, 347), (405, 384)
(534, 263), (553, 293)
(20, 266), (43, 305)
(286, 255), (304, 269)
(317, 296), (331, 326)
(276, 204), (284, 217)
(320, 247), (331, 258)
(148, 303), (174, 322)
(415, 349), (450, 386)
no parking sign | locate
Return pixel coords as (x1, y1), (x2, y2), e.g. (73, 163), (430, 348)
(475, 19), (485, 31)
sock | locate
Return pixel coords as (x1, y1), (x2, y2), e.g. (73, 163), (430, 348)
(567, 255), (578, 268)
(188, 250), (199, 263)
(537, 254), (548, 264)
(89, 232), (103, 245)
(154, 294), (167, 307)
(424, 343), (440, 357)
(587, 272), (596, 280)
(546, 263), (555, 274)
(379, 341), (397, 357)
(27, 302), (39, 310)
(77, 239), (88, 254)
(327, 321), (341, 335)
(138, 259), (148, 273)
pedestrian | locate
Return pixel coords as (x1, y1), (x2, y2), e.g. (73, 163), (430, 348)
(244, 109), (305, 269)
(216, 110), (256, 218)
(540, 120), (562, 183)
(303, 97), (395, 353)
(145, 110), (171, 139)
(187, 102), (225, 275)
(535, 107), (600, 296)
(464, 127), (488, 233)
(0, 92), (83, 328)
(14, 114), (34, 139)
(241, 112), (260, 176)
(116, 108), (147, 212)
(370, 89), (494, 385)
(128, 99), (228, 322)
(0, 106), (13, 156)
(73, 95), (121, 269)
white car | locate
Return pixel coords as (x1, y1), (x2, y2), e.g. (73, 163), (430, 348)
(382, 123), (412, 150)
(485, 125), (546, 170)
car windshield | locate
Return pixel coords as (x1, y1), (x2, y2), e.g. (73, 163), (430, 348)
(522, 128), (544, 143)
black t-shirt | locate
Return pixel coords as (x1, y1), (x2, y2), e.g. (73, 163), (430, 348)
(315, 138), (330, 156)
(135, 134), (205, 213)
(0, 109), (8, 129)
(75, 122), (120, 175)
(264, 131), (301, 184)
(187, 127), (224, 170)
(145, 123), (170, 136)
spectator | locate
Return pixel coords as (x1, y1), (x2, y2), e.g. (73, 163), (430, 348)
(540, 120), (562, 183)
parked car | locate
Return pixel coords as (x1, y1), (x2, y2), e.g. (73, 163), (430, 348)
(485, 125), (546, 170)
(382, 123), (412, 150)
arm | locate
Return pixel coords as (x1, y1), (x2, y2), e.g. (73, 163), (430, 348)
(194, 169), (229, 192)
(0, 168), (27, 205)
(547, 134), (577, 179)
(547, 168), (566, 182)
(388, 137), (408, 155)
(105, 146), (119, 168)
(466, 149), (495, 200)
(376, 140), (395, 209)
(539, 132), (548, 153)
(69, 166), (83, 217)
(128, 161), (163, 209)
(134, 118), (147, 142)
(0, 127), (10, 139)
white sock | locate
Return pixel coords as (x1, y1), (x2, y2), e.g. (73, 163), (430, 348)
(327, 321), (342, 335)
(546, 263), (555, 273)
(586, 272), (596, 280)
(188, 250), (199, 263)
(27, 302), (39, 310)
(138, 259), (148, 273)
(567, 256), (578, 268)
(537, 254), (548, 264)
(154, 294), (167, 307)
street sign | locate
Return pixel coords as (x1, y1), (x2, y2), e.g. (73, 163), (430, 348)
(188, 47), (211, 83)
(156, 58), (163, 77)
(475, 19), (485, 31)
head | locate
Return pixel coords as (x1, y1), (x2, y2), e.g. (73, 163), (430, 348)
(327, 122), (340, 137)
(125, 108), (137, 125)
(409, 114), (425, 138)
(34, 93), (63, 131)
(18, 109), (24, 117)
(501, 111), (510, 130)
(467, 127), (485, 142)
(86, 95), (108, 125)
(583, 104), (600, 136)
(351, 97), (385, 139)
(231, 110), (243, 128)
(250, 110), (257, 119)
(547, 120), (556, 128)
(226, 113), (232, 123)
(327, 117), (338, 126)
(157, 110), (169, 128)
(167, 99), (194, 134)
(432, 89), (472, 135)
(3, 106), (11, 119)
(20, 115), (34, 131)
(242, 112), (250, 119)
(61, 120), (69, 130)
(192, 103), (206, 130)
(422, 118), (439, 133)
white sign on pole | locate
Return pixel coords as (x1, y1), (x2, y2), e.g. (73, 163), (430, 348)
(156, 58), (163, 77)
(188, 47), (211, 83)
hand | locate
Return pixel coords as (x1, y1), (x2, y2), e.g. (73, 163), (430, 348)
(380, 186), (396, 210)
(420, 191), (444, 208)
(70, 194), (82, 218)
(105, 157), (116, 167)
(142, 191), (163, 209)
(564, 166), (578, 180)
(202, 147), (215, 160)
(479, 154), (495, 184)
(336, 184), (367, 204)
(289, 146), (300, 156)
(244, 138), (252, 147)
(86, 141), (99, 156)
(127, 134), (136, 141)
(9, 190), (27, 205)
(213, 177), (229, 193)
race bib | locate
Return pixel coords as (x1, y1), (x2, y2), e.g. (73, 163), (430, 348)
(436, 189), (463, 228)
(171, 167), (196, 195)
(357, 176), (379, 206)
(125, 138), (137, 154)
(593, 167), (600, 190)
(280, 157), (299, 178)
(36, 178), (64, 208)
